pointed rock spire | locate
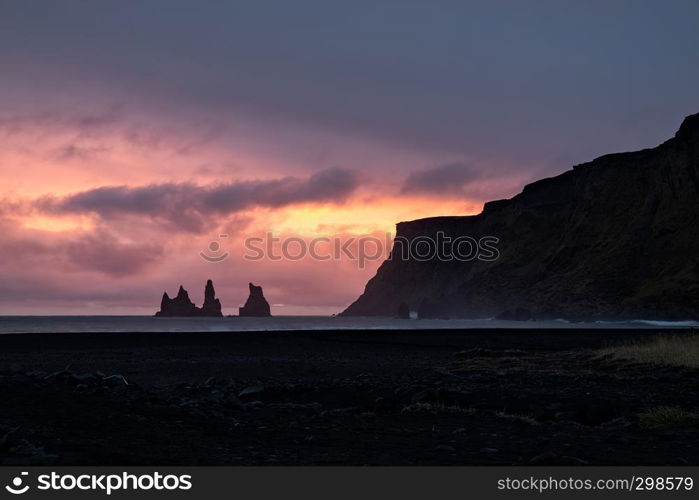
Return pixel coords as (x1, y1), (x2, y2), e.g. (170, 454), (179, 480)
(160, 292), (171, 312)
(200, 279), (222, 317)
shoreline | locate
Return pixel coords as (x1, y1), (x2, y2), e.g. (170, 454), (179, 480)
(0, 327), (692, 347)
(0, 316), (697, 336)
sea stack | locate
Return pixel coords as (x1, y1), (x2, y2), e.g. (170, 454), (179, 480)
(200, 279), (222, 316)
(155, 280), (223, 317)
(239, 283), (271, 317)
(156, 285), (197, 316)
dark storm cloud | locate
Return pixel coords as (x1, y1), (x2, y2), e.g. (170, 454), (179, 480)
(37, 168), (361, 232)
(401, 163), (480, 195)
(65, 231), (164, 277)
(0, 218), (164, 278)
(2, 1), (699, 169)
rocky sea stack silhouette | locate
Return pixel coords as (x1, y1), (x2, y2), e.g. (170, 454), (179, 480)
(239, 283), (271, 317)
(342, 112), (699, 321)
(156, 279), (223, 317)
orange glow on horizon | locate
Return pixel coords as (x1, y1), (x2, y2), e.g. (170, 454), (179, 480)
(14, 214), (95, 233)
(273, 197), (484, 237)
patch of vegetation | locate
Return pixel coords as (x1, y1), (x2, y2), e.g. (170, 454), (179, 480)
(598, 335), (699, 368)
(637, 406), (699, 429)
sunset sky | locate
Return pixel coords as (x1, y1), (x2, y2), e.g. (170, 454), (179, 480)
(1, 1), (699, 314)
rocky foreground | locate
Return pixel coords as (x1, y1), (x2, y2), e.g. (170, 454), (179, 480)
(1, 330), (698, 465)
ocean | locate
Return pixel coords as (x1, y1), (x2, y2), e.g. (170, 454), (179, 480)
(0, 316), (697, 334)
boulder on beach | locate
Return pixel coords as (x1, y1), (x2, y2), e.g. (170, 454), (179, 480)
(238, 283), (271, 317)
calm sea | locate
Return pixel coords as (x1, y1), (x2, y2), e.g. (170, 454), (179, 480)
(0, 316), (696, 334)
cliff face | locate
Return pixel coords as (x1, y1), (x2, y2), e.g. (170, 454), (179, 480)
(342, 113), (699, 321)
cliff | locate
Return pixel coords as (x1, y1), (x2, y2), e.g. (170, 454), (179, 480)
(342, 113), (699, 321)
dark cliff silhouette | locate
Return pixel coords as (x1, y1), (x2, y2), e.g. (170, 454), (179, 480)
(155, 279), (223, 317)
(239, 283), (271, 317)
(342, 112), (699, 321)
(397, 302), (410, 319)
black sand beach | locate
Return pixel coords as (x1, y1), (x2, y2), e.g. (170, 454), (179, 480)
(1, 329), (698, 465)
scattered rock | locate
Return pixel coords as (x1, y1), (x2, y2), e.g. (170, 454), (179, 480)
(604, 434), (628, 445)
(601, 416), (632, 428)
(320, 407), (361, 417)
(553, 411), (578, 421)
(238, 385), (265, 399)
(102, 375), (128, 387)
(43, 369), (72, 381)
(528, 452), (558, 465)
(560, 455), (589, 465)
(374, 396), (398, 412)
(7, 441), (59, 465)
(2, 362), (25, 375)
(224, 394), (246, 410)
(435, 444), (456, 452)
(277, 402), (322, 412)
(0, 426), (20, 451)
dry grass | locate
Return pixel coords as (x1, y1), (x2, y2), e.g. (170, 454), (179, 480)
(598, 334), (699, 368)
(638, 406), (699, 429)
